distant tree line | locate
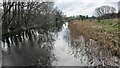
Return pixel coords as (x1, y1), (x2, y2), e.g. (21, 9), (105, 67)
(2, 0), (64, 47)
(66, 15), (96, 21)
(66, 5), (119, 22)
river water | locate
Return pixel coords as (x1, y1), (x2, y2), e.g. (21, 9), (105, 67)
(1, 22), (120, 66)
(52, 22), (88, 66)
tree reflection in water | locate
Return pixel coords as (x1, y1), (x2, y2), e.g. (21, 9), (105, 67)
(2, 32), (55, 66)
(1, 0), (63, 66)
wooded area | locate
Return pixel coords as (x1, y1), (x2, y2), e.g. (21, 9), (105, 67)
(2, 0), (64, 47)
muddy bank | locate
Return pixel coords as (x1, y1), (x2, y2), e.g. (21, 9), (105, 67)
(68, 20), (120, 58)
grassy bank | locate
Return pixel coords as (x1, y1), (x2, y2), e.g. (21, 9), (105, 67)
(68, 19), (120, 58)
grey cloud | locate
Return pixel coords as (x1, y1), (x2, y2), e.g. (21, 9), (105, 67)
(55, 0), (118, 14)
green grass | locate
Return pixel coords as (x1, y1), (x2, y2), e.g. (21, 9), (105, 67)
(72, 19), (119, 35)
(100, 19), (118, 23)
(100, 19), (113, 25)
(96, 19), (119, 35)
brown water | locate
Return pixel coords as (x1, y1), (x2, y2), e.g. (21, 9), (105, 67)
(1, 22), (120, 66)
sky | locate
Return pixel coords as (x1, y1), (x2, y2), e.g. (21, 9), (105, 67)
(54, 0), (120, 17)
(0, 0), (119, 17)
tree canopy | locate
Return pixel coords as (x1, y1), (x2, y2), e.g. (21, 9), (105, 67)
(2, 0), (64, 47)
(95, 5), (116, 17)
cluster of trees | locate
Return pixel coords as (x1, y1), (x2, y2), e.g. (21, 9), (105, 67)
(66, 15), (95, 21)
(95, 5), (118, 22)
(95, 5), (116, 17)
(2, 0), (64, 47)
(77, 15), (89, 21)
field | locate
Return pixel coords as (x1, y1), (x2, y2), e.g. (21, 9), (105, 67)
(68, 19), (120, 57)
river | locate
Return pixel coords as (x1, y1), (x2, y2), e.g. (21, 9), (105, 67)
(52, 22), (88, 66)
(1, 22), (120, 66)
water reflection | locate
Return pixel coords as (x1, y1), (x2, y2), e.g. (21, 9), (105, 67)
(1, 22), (120, 66)
(52, 22), (88, 66)
(2, 31), (55, 66)
(53, 22), (120, 66)
(68, 29), (120, 66)
(84, 39), (120, 66)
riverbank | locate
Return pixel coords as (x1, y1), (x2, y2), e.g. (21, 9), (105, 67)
(68, 19), (120, 58)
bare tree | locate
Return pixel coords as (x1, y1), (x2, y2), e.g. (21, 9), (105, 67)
(95, 5), (116, 17)
(118, 1), (120, 18)
(2, 0), (64, 47)
(95, 5), (116, 22)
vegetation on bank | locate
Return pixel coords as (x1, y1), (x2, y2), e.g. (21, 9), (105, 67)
(68, 19), (120, 58)
(97, 19), (119, 35)
(67, 5), (120, 57)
